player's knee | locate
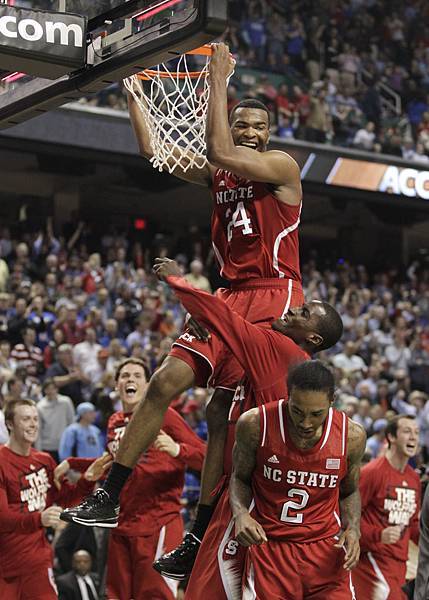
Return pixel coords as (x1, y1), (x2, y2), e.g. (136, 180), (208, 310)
(147, 357), (194, 408)
(206, 389), (234, 433)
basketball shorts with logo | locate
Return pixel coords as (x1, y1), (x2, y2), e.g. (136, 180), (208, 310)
(170, 279), (304, 389)
(106, 514), (182, 600)
(185, 488), (246, 600)
(243, 536), (356, 600)
(351, 552), (407, 600)
(0, 565), (58, 600)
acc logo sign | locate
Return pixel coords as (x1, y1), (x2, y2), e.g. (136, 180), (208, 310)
(0, 15), (83, 47)
(379, 165), (429, 200)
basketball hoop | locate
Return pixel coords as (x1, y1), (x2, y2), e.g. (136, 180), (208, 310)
(124, 45), (234, 174)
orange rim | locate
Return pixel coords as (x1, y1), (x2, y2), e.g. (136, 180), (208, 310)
(137, 44), (213, 80)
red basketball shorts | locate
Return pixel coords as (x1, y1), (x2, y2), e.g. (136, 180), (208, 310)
(106, 514), (183, 600)
(351, 552), (407, 600)
(170, 279), (304, 388)
(0, 565), (57, 600)
(185, 489), (246, 600)
(243, 536), (356, 600)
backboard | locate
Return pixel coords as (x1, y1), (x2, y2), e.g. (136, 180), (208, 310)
(0, 0), (227, 128)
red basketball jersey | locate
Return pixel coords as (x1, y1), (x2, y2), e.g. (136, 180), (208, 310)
(211, 169), (301, 283)
(252, 401), (348, 543)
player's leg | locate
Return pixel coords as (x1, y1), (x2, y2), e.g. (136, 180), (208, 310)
(352, 553), (407, 600)
(106, 533), (133, 600)
(185, 490), (247, 600)
(153, 387), (235, 579)
(132, 518), (182, 600)
(243, 540), (303, 600)
(301, 538), (355, 600)
(60, 356), (196, 527)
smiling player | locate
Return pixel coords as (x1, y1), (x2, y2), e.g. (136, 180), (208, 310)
(352, 414), (421, 600)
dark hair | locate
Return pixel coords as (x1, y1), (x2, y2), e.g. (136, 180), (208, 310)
(115, 358), (151, 382)
(315, 302), (343, 352)
(385, 414), (416, 448)
(287, 360), (335, 399)
(42, 377), (57, 393)
(229, 99), (271, 126)
(4, 399), (37, 432)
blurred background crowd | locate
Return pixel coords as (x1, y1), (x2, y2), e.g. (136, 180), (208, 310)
(77, 0), (429, 162)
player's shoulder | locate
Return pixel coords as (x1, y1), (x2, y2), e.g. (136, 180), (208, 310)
(404, 464), (421, 484)
(361, 455), (385, 474)
(237, 407), (260, 435)
(346, 418), (366, 454)
(31, 447), (56, 467)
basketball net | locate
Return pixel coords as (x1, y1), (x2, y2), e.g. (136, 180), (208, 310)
(124, 46), (234, 174)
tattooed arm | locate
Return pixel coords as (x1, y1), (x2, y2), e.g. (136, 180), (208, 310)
(335, 419), (367, 570)
(229, 409), (267, 546)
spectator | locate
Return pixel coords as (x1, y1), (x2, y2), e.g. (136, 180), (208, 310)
(366, 418), (388, 458)
(45, 344), (86, 407)
(352, 121), (376, 151)
(59, 402), (104, 461)
(73, 328), (102, 383)
(56, 549), (100, 600)
(0, 399), (104, 600)
(185, 259), (212, 293)
(36, 379), (75, 463)
(10, 325), (44, 379)
(305, 83), (331, 143)
(332, 341), (367, 377)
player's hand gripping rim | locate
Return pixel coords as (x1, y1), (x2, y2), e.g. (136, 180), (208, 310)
(334, 527), (360, 570)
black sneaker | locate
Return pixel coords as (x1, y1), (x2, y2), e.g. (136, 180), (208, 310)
(153, 533), (201, 580)
(60, 489), (120, 528)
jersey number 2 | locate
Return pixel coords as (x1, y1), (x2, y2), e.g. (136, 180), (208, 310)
(280, 489), (309, 524)
(226, 202), (253, 241)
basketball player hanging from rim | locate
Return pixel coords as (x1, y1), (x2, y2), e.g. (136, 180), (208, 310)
(60, 41), (304, 570)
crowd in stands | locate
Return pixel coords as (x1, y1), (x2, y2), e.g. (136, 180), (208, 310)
(77, 0), (429, 163)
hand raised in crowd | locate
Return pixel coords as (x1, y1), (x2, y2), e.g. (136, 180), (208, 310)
(41, 505), (63, 529)
(84, 452), (113, 482)
(154, 430), (180, 458)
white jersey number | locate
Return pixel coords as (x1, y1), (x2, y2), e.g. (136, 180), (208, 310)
(280, 488), (309, 524)
(226, 202), (253, 242)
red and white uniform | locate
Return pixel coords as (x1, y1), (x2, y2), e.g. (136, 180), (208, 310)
(0, 445), (93, 600)
(242, 401), (353, 600)
(163, 278), (310, 599)
(105, 408), (205, 600)
(352, 457), (420, 600)
(170, 169), (303, 389)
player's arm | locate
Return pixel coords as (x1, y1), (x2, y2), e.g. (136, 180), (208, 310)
(206, 44), (301, 205)
(336, 420), (366, 570)
(229, 409), (267, 546)
(127, 91), (215, 187)
(154, 258), (291, 388)
(154, 409), (206, 471)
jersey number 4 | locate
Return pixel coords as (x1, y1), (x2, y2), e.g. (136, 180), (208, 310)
(280, 489), (309, 524)
(226, 202), (253, 241)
